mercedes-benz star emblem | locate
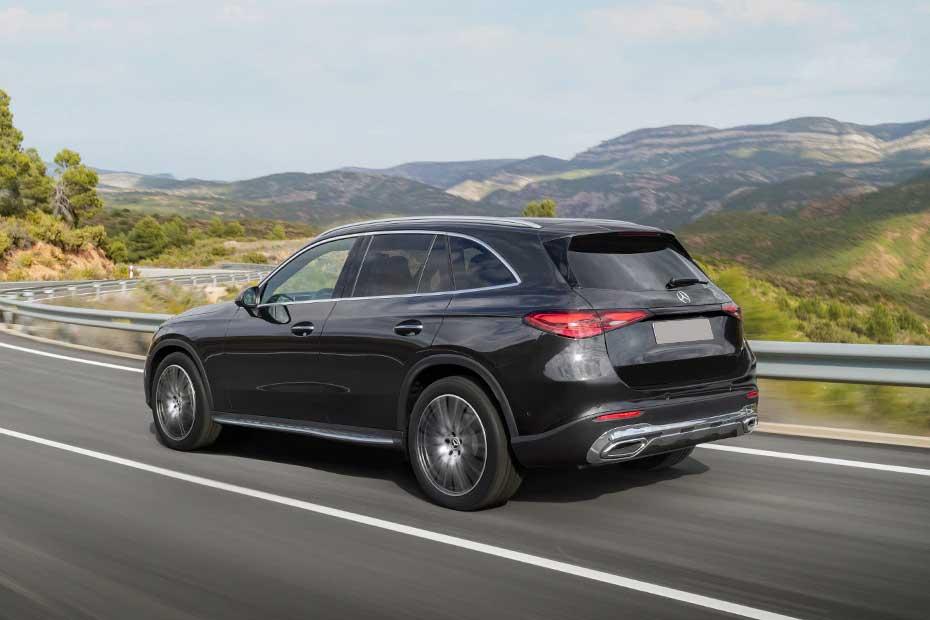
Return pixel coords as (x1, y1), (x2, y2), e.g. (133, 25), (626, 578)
(676, 290), (691, 303)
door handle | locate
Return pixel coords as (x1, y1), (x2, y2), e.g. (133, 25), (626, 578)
(291, 322), (315, 337)
(394, 319), (423, 336)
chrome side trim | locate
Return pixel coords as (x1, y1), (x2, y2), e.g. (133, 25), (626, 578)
(212, 413), (401, 447)
(257, 229), (523, 308)
(586, 405), (757, 465)
(323, 216), (541, 236)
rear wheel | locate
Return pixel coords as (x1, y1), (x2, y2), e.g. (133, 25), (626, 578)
(626, 446), (694, 471)
(408, 376), (522, 511)
(151, 352), (221, 451)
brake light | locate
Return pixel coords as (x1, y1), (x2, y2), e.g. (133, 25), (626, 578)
(746, 389), (759, 399)
(595, 410), (643, 422)
(524, 310), (649, 339)
(722, 302), (741, 320)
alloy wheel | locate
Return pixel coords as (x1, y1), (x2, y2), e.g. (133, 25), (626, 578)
(416, 394), (488, 496)
(155, 364), (196, 441)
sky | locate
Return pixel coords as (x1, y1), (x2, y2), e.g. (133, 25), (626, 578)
(1, 0), (929, 180)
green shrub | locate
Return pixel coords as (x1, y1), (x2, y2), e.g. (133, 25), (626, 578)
(13, 252), (33, 268)
(866, 305), (896, 343)
(239, 251), (269, 264)
(224, 221), (245, 238)
(105, 238), (129, 263)
(268, 224), (286, 240)
(163, 216), (192, 248)
(210, 244), (231, 257)
(0, 218), (35, 250)
(127, 216), (168, 261)
(0, 229), (10, 257)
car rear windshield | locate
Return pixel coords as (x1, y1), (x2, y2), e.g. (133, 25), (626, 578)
(566, 233), (705, 291)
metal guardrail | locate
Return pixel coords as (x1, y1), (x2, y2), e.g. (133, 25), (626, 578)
(0, 297), (170, 332)
(749, 341), (930, 388)
(0, 292), (927, 388)
(0, 271), (268, 333)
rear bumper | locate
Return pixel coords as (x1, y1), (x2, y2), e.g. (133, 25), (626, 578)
(585, 405), (757, 465)
(511, 397), (758, 468)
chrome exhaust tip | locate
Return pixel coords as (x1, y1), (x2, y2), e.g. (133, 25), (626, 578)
(600, 438), (649, 461)
(743, 416), (758, 433)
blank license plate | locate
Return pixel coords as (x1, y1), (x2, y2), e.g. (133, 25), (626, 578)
(653, 318), (713, 344)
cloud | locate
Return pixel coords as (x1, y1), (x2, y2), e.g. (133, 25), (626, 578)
(585, 4), (717, 39)
(0, 7), (69, 38)
(218, 3), (265, 24)
(585, 0), (840, 39)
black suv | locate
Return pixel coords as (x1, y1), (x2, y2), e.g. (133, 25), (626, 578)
(145, 216), (758, 510)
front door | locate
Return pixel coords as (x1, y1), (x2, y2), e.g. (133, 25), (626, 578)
(217, 236), (363, 422)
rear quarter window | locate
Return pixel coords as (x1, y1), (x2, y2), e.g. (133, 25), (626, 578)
(450, 236), (516, 290)
(567, 234), (705, 291)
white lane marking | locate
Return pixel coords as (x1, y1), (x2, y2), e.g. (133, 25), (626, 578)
(0, 426), (801, 620)
(0, 342), (142, 374)
(698, 444), (930, 477)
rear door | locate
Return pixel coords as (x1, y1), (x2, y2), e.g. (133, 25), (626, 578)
(560, 232), (749, 391)
(317, 233), (453, 430)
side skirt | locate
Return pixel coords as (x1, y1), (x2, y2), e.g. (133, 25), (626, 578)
(211, 413), (404, 449)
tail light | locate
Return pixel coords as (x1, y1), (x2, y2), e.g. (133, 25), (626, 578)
(722, 302), (741, 320)
(746, 389), (759, 399)
(524, 310), (649, 339)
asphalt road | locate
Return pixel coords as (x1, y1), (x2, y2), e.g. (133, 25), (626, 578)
(0, 331), (928, 619)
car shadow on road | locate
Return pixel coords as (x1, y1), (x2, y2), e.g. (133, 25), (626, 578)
(513, 457), (710, 503)
(182, 424), (709, 505)
(200, 425), (428, 499)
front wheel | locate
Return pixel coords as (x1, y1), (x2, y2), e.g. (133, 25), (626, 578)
(151, 352), (221, 451)
(408, 376), (522, 511)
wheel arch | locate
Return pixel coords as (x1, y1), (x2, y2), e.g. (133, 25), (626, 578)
(146, 338), (215, 411)
(397, 354), (519, 441)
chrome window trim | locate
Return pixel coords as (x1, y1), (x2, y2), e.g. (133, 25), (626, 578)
(322, 216), (541, 237)
(257, 230), (522, 308)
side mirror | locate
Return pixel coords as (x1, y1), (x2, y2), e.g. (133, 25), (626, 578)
(236, 285), (260, 310)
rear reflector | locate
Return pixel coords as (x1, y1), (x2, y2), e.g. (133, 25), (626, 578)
(524, 310), (649, 339)
(722, 302), (742, 320)
(746, 389), (759, 399)
(595, 410), (643, 422)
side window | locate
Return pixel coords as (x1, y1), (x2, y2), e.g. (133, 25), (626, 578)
(262, 237), (357, 303)
(352, 234), (434, 297)
(450, 236), (516, 290)
(417, 234), (452, 294)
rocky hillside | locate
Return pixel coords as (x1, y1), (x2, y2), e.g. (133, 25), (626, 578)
(100, 170), (477, 225)
(97, 116), (930, 229)
(679, 169), (930, 315)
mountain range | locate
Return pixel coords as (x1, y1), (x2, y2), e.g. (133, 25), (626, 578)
(98, 116), (930, 229)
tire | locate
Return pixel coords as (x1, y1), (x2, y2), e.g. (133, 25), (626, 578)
(626, 446), (694, 471)
(151, 352), (221, 451)
(407, 376), (522, 511)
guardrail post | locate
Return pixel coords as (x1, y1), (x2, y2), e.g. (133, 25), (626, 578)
(43, 288), (54, 299)
(67, 286), (77, 297)
(121, 281), (128, 293)
(93, 283), (102, 300)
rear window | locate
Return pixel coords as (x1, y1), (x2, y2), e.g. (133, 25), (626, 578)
(352, 233), (433, 297)
(567, 234), (705, 291)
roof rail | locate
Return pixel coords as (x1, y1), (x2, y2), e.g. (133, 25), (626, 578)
(323, 216), (542, 235)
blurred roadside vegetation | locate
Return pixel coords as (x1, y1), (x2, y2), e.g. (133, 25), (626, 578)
(86, 209), (317, 267)
(700, 260), (930, 435)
